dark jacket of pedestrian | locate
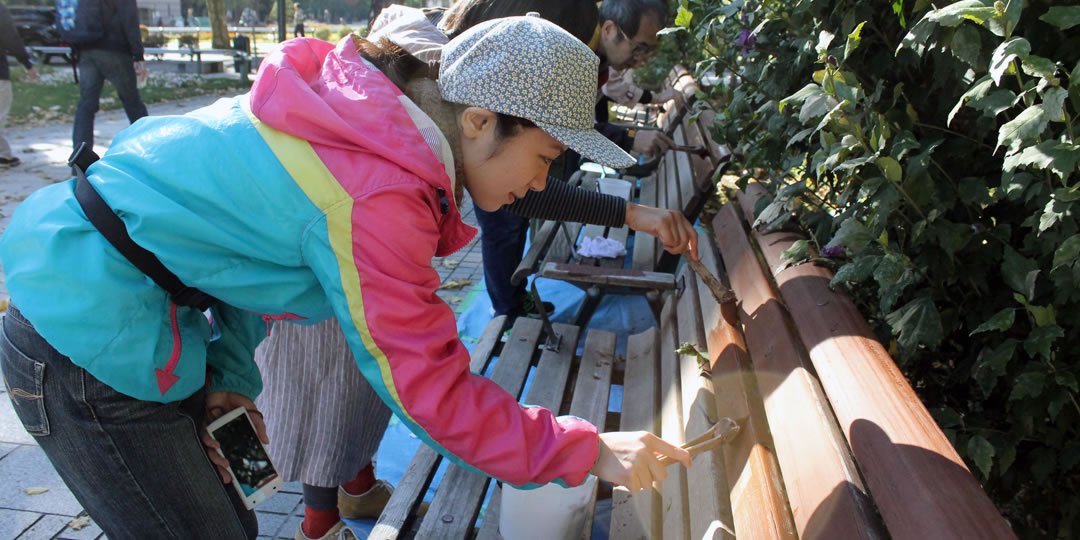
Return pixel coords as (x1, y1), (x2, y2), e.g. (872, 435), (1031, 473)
(78, 0), (145, 61)
(0, 4), (35, 81)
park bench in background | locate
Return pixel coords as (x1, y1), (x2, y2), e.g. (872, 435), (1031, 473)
(513, 65), (731, 326)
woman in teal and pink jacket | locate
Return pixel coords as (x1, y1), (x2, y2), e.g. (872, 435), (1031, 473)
(0, 16), (689, 539)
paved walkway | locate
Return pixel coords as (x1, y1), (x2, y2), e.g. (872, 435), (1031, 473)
(0, 93), (486, 539)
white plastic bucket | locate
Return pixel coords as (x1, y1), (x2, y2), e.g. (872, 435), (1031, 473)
(499, 476), (596, 540)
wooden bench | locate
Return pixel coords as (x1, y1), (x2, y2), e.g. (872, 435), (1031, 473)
(372, 186), (1015, 538)
(513, 66), (730, 326)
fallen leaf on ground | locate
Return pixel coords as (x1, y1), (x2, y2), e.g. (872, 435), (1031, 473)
(0, 299), (9, 311)
(443, 296), (463, 304)
(68, 515), (91, 530)
(24, 487), (49, 495)
(437, 279), (472, 290)
(441, 259), (459, 269)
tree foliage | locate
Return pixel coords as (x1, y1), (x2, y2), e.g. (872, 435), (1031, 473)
(667, 0), (1080, 535)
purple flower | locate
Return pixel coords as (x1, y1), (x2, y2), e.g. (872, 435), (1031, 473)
(734, 29), (756, 55)
(820, 245), (845, 258)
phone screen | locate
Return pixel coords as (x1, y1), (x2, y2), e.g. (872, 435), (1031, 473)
(212, 413), (278, 497)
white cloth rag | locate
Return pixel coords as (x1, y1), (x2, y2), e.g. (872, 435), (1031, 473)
(577, 236), (627, 259)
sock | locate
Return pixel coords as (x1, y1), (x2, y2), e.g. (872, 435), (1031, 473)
(301, 505), (340, 539)
(341, 463), (376, 496)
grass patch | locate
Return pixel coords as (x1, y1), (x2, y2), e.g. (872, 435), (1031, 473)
(7, 65), (251, 127)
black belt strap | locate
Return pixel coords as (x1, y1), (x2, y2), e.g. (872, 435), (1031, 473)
(69, 143), (218, 311)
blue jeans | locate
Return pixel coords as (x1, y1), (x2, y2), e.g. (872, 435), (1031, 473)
(474, 203), (530, 319)
(73, 48), (148, 152)
(0, 305), (258, 539)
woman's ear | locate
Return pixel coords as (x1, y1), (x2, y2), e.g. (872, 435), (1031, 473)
(460, 107), (497, 141)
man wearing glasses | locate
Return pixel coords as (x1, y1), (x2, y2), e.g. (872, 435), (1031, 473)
(593, 0), (679, 157)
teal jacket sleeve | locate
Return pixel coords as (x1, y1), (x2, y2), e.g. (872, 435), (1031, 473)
(204, 303), (266, 400)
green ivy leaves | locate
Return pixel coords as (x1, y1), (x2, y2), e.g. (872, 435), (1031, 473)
(1038, 6), (1080, 30)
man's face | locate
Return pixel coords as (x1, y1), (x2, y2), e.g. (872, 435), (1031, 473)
(600, 14), (662, 70)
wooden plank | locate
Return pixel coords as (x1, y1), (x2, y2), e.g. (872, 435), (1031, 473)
(478, 323), (583, 540)
(681, 117), (720, 195)
(569, 330), (615, 540)
(712, 204), (885, 539)
(672, 126), (697, 217)
(540, 262), (676, 290)
(736, 185), (1016, 540)
(372, 316), (508, 539)
(694, 233), (798, 540)
(674, 264), (735, 540)
(514, 218), (561, 285)
(664, 150), (682, 215)
(416, 318), (544, 539)
(658, 294), (691, 540)
(631, 174), (659, 272)
(610, 328), (662, 540)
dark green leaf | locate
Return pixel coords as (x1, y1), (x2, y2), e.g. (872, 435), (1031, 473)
(1010, 371), (1047, 401)
(1021, 55), (1058, 80)
(1039, 6), (1080, 30)
(787, 127), (816, 148)
(1024, 325), (1064, 360)
(948, 76), (994, 126)
(1049, 391), (1070, 421)
(1041, 87), (1068, 121)
(1031, 447), (1057, 484)
(930, 407), (963, 428)
(1063, 441), (1080, 473)
(967, 435), (995, 478)
(777, 240), (811, 272)
(885, 296), (944, 351)
(1002, 247), (1039, 298)
(1001, 171), (1034, 201)
(826, 218), (874, 251)
(999, 443), (1017, 475)
(973, 339), (1018, 395)
(986, 0), (1024, 37)
(996, 104), (1049, 153)
(924, 0), (996, 26)
(875, 253), (919, 312)
(1053, 234), (1080, 271)
(780, 84), (824, 110)
(876, 156), (903, 182)
(958, 177), (992, 205)
(800, 94), (835, 124)
(1003, 141), (1080, 180)
(1057, 372), (1080, 393)
(897, 18), (935, 57)
(970, 308), (1016, 336)
(990, 38), (1031, 86)
(950, 23), (983, 68)
(1040, 193), (1075, 233)
(656, 26), (686, 36)
(967, 89), (1018, 116)
(830, 255), (879, 286)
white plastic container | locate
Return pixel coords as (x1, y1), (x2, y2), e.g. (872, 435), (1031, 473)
(499, 476), (596, 540)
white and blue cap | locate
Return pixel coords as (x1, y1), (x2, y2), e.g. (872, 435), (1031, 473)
(439, 14), (636, 169)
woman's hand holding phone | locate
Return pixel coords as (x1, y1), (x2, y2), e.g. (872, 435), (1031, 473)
(201, 391), (268, 483)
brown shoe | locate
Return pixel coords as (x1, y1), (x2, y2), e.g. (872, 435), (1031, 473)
(293, 520), (362, 540)
(338, 479), (394, 520)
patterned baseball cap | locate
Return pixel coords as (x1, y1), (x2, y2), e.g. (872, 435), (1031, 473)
(439, 15), (636, 169)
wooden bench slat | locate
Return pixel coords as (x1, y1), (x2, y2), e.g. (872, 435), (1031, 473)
(712, 204), (885, 538)
(540, 262), (676, 290)
(610, 327), (662, 540)
(694, 234), (799, 540)
(736, 185), (1015, 539)
(673, 126), (697, 216)
(631, 174), (659, 271)
(658, 294), (691, 540)
(371, 316), (509, 539)
(664, 150), (682, 216)
(416, 318), (544, 539)
(674, 264), (736, 540)
(569, 330), (617, 540)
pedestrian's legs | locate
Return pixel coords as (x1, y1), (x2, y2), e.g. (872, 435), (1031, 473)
(94, 49), (148, 124)
(72, 51), (106, 152)
(0, 80), (13, 160)
(474, 204), (530, 318)
(0, 305), (258, 540)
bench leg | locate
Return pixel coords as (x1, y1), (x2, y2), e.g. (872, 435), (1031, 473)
(572, 285), (604, 327)
(646, 289), (663, 324)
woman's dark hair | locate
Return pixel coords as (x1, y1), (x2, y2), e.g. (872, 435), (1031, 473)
(599, 0), (668, 38)
(494, 114), (536, 142)
(440, 0), (599, 44)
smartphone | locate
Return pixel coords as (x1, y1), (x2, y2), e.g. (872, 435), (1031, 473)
(206, 406), (282, 510)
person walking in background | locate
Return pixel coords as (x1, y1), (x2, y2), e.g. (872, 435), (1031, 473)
(1, 3), (39, 168)
(69, 0), (148, 154)
(293, 3), (306, 37)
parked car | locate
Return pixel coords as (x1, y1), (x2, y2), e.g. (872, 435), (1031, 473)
(8, 5), (72, 65)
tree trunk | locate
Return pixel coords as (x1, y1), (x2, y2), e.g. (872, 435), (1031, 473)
(205, 0), (230, 49)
